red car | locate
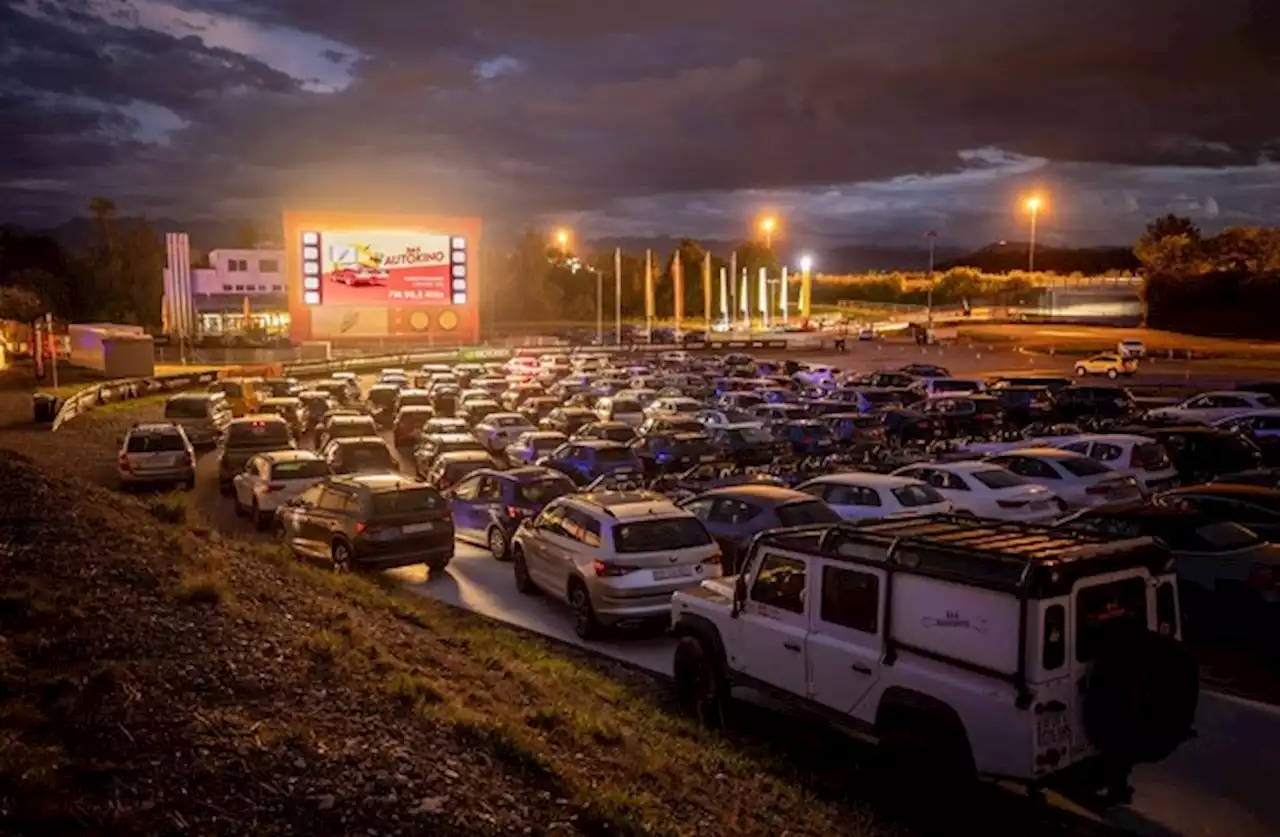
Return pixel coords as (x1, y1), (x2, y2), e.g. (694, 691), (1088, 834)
(331, 267), (389, 286)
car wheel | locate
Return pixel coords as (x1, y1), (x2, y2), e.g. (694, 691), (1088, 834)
(1075, 366), (1087, 377)
(272, 519), (289, 542)
(1107, 369), (1119, 380)
(331, 540), (353, 573)
(673, 634), (727, 728)
(487, 527), (509, 561)
(427, 555), (451, 574)
(252, 500), (270, 531)
(233, 492), (247, 517)
(568, 579), (602, 640)
(513, 548), (538, 595)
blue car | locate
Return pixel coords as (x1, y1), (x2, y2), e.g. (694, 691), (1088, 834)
(447, 467), (576, 560)
(539, 439), (643, 486)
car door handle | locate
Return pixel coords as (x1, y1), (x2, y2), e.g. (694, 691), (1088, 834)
(850, 663), (872, 674)
(782, 642), (801, 652)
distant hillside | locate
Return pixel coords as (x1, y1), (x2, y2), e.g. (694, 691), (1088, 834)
(937, 241), (1139, 274)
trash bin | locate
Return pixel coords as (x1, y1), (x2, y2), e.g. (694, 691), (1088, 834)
(33, 393), (59, 424)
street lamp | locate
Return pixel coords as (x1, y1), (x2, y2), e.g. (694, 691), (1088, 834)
(554, 228), (570, 254)
(798, 254), (813, 319)
(1022, 196), (1043, 272)
(759, 216), (777, 249)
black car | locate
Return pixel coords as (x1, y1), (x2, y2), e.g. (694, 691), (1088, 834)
(631, 431), (719, 476)
(821, 412), (887, 451)
(772, 419), (837, 456)
(322, 436), (400, 475)
(881, 408), (946, 445)
(921, 396), (1004, 438)
(707, 422), (781, 466)
(1053, 385), (1136, 423)
(540, 439), (644, 485)
(678, 484), (841, 573)
(275, 474), (454, 572)
(571, 420), (638, 444)
(1115, 425), (1264, 484)
(264, 377), (304, 398)
(1154, 484), (1280, 541)
(990, 386), (1056, 429)
(367, 384), (401, 429)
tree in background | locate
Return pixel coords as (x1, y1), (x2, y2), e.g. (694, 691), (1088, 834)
(1134, 214), (1204, 276)
(0, 285), (45, 325)
(235, 224), (261, 249)
(76, 197), (165, 328)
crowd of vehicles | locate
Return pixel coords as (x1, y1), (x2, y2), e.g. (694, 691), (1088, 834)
(115, 347), (1280, 806)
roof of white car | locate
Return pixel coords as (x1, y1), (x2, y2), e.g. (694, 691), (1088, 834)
(926, 460), (1006, 473)
(805, 473), (924, 488)
(263, 449), (322, 463)
(1065, 433), (1157, 445)
(999, 447), (1090, 460)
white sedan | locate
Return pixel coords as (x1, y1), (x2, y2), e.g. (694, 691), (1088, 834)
(1054, 434), (1179, 493)
(1145, 391), (1276, 425)
(797, 473), (952, 520)
(984, 448), (1143, 509)
(233, 449), (330, 530)
(473, 412), (536, 452)
(892, 461), (1061, 522)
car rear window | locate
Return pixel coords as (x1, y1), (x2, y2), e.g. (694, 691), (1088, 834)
(776, 500), (842, 526)
(341, 443), (394, 468)
(369, 388), (398, 406)
(862, 391), (903, 406)
(612, 517), (712, 553)
(495, 415), (527, 427)
(1134, 443), (1171, 470)
(445, 461), (488, 481)
(164, 398), (209, 419)
(532, 437), (564, 451)
(732, 427), (774, 444)
(399, 394), (432, 407)
(372, 487), (443, 516)
(517, 477), (575, 505)
(892, 484), (946, 507)
(1187, 521), (1262, 551)
(611, 399), (641, 413)
(1076, 577), (1149, 662)
(126, 432), (186, 452)
(1060, 456), (1113, 477)
(227, 422), (291, 446)
(597, 426), (635, 442)
(972, 468), (1027, 489)
(271, 459), (330, 480)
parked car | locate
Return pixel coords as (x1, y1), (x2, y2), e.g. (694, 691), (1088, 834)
(1074, 354), (1137, 379)
(447, 467), (576, 560)
(413, 432), (490, 478)
(984, 448), (1142, 509)
(571, 421), (637, 445)
(421, 450), (495, 491)
(796, 473), (952, 521)
(162, 392), (231, 449)
(473, 412), (536, 453)
(232, 449), (329, 529)
(1144, 391), (1276, 425)
(117, 422), (197, 491)
(506, 431), (570, 468)
(679, 484), (841, 574)
(540, 439), (644, 486)
(316, 413), (378, 451)
(392, 406), (435, 449)
(217, 415), (296, 495)
(275, 474), (454, 573)
(892, 461), (1061, 521)
(511, 492), (722, 638)
(322, 436), (400, 475)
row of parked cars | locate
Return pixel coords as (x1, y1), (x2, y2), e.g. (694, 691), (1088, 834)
(110, 346), (1277, 809)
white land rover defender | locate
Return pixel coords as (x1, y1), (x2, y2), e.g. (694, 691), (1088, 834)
(670, 515), (1199, 803)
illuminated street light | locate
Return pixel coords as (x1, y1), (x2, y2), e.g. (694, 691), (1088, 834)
(759, 216), (777, 249)
(799, 254), (813, 274)
(554, 228), (571, 253)
(1021, 196), (1044, 271)
(798, 253), (813, 319)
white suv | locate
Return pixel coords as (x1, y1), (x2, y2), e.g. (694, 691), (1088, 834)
(117, 423), (197, 490)
(510, 491), (722, 638)
(670, 516), (1198, 804)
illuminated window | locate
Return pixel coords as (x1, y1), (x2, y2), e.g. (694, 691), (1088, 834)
(302, 232), (319, 245)
(452, 278), (467, 291)
(451, 236), (466, 250)
(303, 277), (320, 290)
(452, 292), (467, 304)
(260, 259), (279, 272)
(451, 250), (466, 264)
(303, 246), (319, 260)
(304, 290), (321, 305)
(452, 264), (466, 278)
(303, 262), (319, 276)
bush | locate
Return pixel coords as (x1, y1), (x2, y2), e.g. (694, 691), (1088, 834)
(1146, 270), (1280, 338)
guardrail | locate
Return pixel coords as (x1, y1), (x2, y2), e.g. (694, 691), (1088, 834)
(48, 338), (805, 430)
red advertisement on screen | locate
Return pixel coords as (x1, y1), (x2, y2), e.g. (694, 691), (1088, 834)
(319, 231), (454, 306)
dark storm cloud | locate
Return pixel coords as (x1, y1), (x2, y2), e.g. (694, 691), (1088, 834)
(2, 0), (1278, 244)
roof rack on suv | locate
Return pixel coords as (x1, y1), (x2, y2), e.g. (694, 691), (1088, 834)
(756, 515), (1170, 597)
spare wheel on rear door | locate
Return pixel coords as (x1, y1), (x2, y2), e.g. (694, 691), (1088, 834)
(1082, 629), (1199, 763)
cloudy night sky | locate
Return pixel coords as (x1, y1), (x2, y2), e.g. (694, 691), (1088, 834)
(2, 0), (1278, 250)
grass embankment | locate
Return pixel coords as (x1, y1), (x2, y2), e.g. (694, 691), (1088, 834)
(0, 450), (906, 836)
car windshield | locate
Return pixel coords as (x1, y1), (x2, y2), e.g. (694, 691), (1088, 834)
(1060, 456), (1113, 477)
(126, 432), (186, 452)
(892, 484), (946, 507)
(862, 391), (902, 406)
(517, 478), (575, 505)
(227, 422), (291, 447)
(164, 398), (208, 419)
(776, 499), (842, 526)
(972, 468), (1027, 489)
(612, 517), (712, 553)
(271, 459), (330, 480)
(372, 487), (442, 516)
(596, 426), (635, 442)
(494, 415), (527, 427)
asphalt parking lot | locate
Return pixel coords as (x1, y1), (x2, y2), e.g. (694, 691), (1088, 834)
(177, 357), (1280, 837)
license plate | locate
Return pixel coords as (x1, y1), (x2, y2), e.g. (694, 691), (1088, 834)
(653, 565), (694, 581)
(1036, 713), (1072, 750)
(402, 522), (435, 534)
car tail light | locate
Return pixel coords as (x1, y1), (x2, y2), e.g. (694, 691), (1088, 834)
(996, 498), (1028, 509)
(117, 454), (131, 472)
(592, 560), (639, 577)
(916, 421), (930, 429)
(1247, 564), (1280, 591)
(266, 482), (285, 492)
(506, 505), (527, 519)
(354, 521), (368, 535)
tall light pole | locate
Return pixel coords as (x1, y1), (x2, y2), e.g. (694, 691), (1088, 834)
(798, 254), (813, 320)
(1023, 196), (1043, 272)
(925, 230), (938, 326)
(759, 215), (777, 250)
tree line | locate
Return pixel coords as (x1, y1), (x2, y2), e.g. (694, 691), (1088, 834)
(0, 198), (165, 332)
(1136, 215), (1280, 339)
